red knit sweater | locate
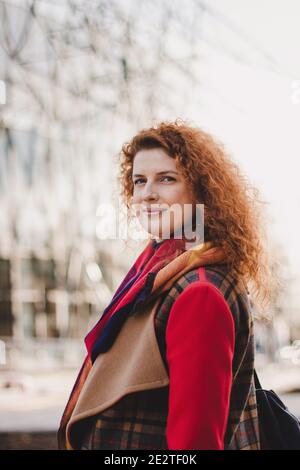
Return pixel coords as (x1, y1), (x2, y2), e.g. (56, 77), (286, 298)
(165, 270), (235, 450)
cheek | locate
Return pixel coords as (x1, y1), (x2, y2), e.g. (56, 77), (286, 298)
(131, 196), (142, 218)
(166, 185), (193, 205)
(132, 189), (140, 204)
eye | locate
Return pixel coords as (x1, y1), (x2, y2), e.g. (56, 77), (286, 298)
(133, 175), (176, 186)
(133, 178), (145, 185)
(160, 176), (175, 182)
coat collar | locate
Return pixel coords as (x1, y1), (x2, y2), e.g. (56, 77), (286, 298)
(65, 296), (169, 449)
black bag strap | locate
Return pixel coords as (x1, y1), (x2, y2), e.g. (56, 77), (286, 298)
(254, 368), (263, 389)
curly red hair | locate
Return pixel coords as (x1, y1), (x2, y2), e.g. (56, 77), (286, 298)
(118, 118), (279, 321)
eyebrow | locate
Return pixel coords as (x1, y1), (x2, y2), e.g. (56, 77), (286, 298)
(132, 170), (178, 177)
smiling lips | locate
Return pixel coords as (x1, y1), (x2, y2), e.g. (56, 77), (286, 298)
(142, 208), (167, 215)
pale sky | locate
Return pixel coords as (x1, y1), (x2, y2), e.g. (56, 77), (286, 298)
(182, 0), (300, 292)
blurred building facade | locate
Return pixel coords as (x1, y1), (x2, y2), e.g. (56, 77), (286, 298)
(0, 0), (299, 375)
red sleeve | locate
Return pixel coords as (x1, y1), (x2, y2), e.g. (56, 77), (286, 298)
(165, 281), (235, 450)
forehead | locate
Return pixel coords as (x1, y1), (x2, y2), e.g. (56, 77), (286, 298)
(132, 148), (177, 173)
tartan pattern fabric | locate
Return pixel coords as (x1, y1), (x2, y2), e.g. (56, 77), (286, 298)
(79, 264), (260, 450)
(81, 388), (169, 450)
(226, 379), (260, 450)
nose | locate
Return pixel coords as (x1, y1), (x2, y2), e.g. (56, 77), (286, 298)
(143, 191), (159, 202)
(142, 182), (159, 202)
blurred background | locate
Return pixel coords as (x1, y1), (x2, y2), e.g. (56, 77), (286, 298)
(0, 0), (300, 450)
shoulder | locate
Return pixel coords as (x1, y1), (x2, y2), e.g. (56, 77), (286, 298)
(156, 264), (251, 334)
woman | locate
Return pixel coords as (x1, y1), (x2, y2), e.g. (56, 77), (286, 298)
(57, 119), (275, 450)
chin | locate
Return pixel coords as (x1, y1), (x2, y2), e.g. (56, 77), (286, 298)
(138, 214), (187, 240)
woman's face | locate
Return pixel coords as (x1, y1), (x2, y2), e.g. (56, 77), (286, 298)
(131, 148), (198, 240)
